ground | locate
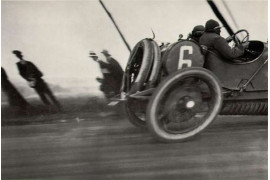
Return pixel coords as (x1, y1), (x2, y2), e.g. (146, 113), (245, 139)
(1, 96), (268, 180)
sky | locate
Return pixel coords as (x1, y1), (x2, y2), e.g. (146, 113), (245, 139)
(1, 0), (268, 93)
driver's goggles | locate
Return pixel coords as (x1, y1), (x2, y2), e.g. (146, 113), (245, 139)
(214, 26), (223, 30)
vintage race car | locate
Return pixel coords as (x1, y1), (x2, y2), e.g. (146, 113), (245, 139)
(121, 29), (268, 143)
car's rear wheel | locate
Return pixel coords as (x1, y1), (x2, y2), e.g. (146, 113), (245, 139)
(146, 67), (223, 142)
(125, 98), (147, 128)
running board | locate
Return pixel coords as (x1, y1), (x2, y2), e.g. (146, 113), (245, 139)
(129, 88), (155, 99)
(108, 88), (155, 106)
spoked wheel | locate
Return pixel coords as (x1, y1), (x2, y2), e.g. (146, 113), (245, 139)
(125, 98), (148, 128)
(146, 67), (223, 142)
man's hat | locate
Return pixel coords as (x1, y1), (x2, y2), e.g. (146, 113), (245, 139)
(12, 50), (22, 55)
(89, 51), (98, 57)
(192, 25), (205, 35)
(101, 49), (110, 56)
(205, 19), (222, 31)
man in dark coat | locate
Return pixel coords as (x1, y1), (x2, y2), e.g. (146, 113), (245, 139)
(12, 50), (61, 110)
(101, 50), (123, 89)
(199, 19), (248, 61)
(89, 51), (123, 99)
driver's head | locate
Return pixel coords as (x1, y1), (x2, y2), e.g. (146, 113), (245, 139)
(205, 19), (222, 35)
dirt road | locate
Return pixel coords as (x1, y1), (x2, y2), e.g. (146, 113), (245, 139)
(2, 114), (267, 180)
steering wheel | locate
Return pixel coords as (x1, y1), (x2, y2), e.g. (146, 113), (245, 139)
(231, 29), (259, 57)
(231, 29), (249, 46)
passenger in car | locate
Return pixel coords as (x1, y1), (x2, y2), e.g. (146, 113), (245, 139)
(187, 25), (205, 43)
(199, 19), (248, 61)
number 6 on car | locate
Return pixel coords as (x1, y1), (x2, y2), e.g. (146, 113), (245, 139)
(178, 46), (193, 69)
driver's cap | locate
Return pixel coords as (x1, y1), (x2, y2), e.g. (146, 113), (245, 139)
(205, 19), (221, 31)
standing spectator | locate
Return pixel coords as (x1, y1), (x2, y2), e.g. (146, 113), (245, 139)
(101, 49), (123, 92)
(1, 67), (30, 109)
(89, 51), (123, 99)
(12, 50), (61, 110)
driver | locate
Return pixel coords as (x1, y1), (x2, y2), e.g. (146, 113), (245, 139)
(199, 19), (248, 61)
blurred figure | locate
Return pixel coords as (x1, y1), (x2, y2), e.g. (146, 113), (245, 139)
(1, 67), (30, 109)
(101, 49), (123, 89)
(89, 50), (123, 99)
(187, 25), (205, 43)
(12, 50), (61, 110)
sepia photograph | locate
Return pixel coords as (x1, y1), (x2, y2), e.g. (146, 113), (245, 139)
(1, 0), (268, 179)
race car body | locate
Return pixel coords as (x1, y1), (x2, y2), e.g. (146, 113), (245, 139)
(122, 29), (267, 142)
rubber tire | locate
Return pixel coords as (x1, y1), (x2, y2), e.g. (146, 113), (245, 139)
(146, 67), (223, 143)
(146, 40), (162, 88)
(125, 39), (154, 94)
(123, 39), (156, 128)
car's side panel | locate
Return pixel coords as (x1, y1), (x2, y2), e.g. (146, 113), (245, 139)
(204, 46), (268, 91)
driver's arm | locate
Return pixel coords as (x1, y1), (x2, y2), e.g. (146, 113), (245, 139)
(213, 37), (245, 59)
(225, 36), (233, 43)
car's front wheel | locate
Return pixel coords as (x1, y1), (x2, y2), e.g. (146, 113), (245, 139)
(146, 67), (223, 142)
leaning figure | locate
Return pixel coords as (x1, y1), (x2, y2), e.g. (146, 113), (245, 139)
(12, 50), (61, 110)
